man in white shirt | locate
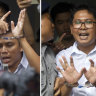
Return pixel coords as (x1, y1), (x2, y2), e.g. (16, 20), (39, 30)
(56, 5), (96, 96)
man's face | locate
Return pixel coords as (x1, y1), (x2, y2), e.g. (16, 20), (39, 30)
(55, 12), (71, 37)
(41, 13), (54, 43)
(0, 33), (22, 68)
(70, 10), (96, 46)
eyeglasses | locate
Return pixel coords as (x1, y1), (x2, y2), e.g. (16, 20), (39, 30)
(72, 19), (96, 29)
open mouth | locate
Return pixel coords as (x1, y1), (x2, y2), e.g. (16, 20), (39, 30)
(79, 33), (89, 40)
(1, 57), (10, 64)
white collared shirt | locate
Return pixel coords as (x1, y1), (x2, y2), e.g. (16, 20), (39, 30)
(56, 42), (96, 96)
(14, 52), (29, 74)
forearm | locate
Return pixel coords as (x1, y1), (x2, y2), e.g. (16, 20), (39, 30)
(19, 37), (40, 74)
(60, 85), (72, 96)
(24, 11), (35, 45)
(54, 77), (72, 96)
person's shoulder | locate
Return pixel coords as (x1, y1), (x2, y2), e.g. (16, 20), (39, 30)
(56, 45), (73, 57)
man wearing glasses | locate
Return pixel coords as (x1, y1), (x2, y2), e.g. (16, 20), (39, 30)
(56, 5), (96, 96)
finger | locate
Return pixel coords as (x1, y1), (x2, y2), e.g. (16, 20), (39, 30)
(59, 58), (66, 70)
(5, 23), (9, 31)
(56, 66), (65, 76)
(80, 67), (86, 77)
(19, 0), (32, 5)
(62, 56), (69, 67)
(70, 56), (74, 67)
(89, 59), (94, 67)
(21, 9), (26, 23)
(1, 25), (6, 33)
(58, 33), (66, 42)
(1, 22), (8, 32)
(1, 11), (11, 21)
(18, 9), (26, 24)
(11, 21), (15, 31)
(54, 78), (60, 90)
(0, 24), (5, 33)
(54, 88), (60, 96)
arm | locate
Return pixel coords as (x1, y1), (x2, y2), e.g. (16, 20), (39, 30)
(54, 77), (72, 96)
(55, 56), (84, 96)
(24, 12), (35, 45)
(19, 37), (40, 73)
(11, 9), (40, 74)
(60, 85), (72, 96)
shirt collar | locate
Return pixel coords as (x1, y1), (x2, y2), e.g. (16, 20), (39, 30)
(19, 52), (28, 69)
(14, 52), (28, 74)
(71, 41), (96, 55)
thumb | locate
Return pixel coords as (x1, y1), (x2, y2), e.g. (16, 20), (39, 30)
(83, 67), (87, 73)
(58, 33), (66, 42)
(54, 78), (60, 90)
(79, 67), (86, 77)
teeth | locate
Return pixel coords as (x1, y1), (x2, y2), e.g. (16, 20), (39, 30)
(79, 33), (89, 36)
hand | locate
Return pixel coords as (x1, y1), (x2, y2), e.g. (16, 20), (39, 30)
(57, 56), (84, 85)
(54, 77), (65, 91)
(17, 0), (32, 9)
(84, 59), (96, 86)
(54, 77), (65, 96)
(0, 11), (11, 34)
(52, 33), (66, 54)
(11, 9), (26, 37)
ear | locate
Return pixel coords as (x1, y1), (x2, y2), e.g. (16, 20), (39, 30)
(70, 25), (73, 35)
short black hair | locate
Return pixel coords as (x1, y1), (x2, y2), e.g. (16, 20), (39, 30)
(50, 2), (74, 23)
(41, 1), (50, 15)
(70, 4), (96, 24)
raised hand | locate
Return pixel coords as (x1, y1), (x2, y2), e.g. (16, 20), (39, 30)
(52, 33), (66, 54)
(0, 11), (11, 34)
(17, 0), (32, 9)
(84, 59), (96, 86)
(57, 56), (84, 85)
(11, 9), (26, 37)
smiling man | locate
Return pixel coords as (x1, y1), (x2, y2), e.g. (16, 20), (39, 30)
(56, 5), (96, 96)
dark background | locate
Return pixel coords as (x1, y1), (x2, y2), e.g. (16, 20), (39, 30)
(43, 0), (96, 9)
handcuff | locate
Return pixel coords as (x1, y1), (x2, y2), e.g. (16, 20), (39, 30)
(0, 35), (24, 40)
(64, 81), (94, 88)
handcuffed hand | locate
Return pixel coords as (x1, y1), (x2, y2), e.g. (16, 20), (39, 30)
(11, 9), (26, 38)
